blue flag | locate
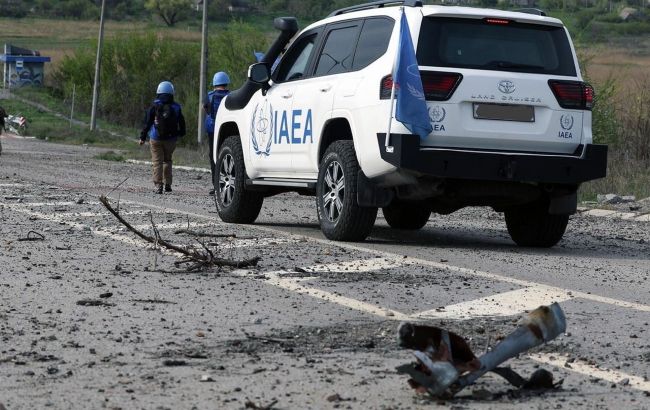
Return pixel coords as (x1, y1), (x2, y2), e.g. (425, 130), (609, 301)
(394, 11), (432, 139)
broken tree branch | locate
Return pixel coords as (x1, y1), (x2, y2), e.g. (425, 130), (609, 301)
(99, 195), (260, 270)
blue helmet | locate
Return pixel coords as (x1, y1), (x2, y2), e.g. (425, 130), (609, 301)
(212, 71), (230, 86)
(156, 81), (174, 95)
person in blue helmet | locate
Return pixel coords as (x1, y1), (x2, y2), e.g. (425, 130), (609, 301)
(203, 71), (230, 195)
(140, 81), (186, 194)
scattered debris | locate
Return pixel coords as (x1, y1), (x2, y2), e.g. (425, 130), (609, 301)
(99, 292), (113, 299)
(162, 359), (187, 367)
(397, 303), (566, 398)
(244, 398), (278, 410)
(76, 299), (114, 307)
(200, 375), (215, 382)
(99, 195), (261, 272)
(173, 229), (236, 238)
(131, 299), (176, 304)
(597, 194), (636, 204)
(17, 231), (45, 242)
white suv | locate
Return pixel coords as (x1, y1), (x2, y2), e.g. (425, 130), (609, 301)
(212, 0), (608, 247)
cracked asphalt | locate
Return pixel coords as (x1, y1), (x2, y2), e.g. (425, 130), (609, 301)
(1, 135), (649, 410)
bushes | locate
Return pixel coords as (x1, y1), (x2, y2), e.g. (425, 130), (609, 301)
(51, 21), (268, 146)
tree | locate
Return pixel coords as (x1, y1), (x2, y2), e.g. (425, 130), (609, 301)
(145, 0), (191, 26)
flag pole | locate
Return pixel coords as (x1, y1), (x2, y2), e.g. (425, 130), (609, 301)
(384, 7), (403, 154)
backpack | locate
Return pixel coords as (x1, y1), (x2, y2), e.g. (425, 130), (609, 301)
(154, 103), (178, 139)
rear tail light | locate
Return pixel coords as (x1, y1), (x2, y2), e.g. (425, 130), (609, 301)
(548, 80), (594, 110)
(380, 72), (463, 101)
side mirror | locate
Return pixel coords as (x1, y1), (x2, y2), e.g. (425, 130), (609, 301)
(248, 63), (271, 85)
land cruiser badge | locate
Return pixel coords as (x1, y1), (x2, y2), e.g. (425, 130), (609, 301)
(251, 101), (273, 156)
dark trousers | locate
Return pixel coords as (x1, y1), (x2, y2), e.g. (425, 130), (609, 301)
(208, 132), (216, 183)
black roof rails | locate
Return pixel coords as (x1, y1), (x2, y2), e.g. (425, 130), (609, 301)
(327, 0), (423, 18)
(515, 8), (547, 16)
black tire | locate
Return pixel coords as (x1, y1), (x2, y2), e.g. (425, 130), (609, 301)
(316, 141), (377, 241)
(214, 136), (263, 224)
(504, 200), (569, 247)
(382, 200), (431, 230)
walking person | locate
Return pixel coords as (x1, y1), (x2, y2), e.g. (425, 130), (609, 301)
(203, 71), (230, 195)
(140, 81), (186, 194)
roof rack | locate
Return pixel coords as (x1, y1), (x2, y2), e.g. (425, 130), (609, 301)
(515, 8), (547, 16)
(327, 0), (423, 18)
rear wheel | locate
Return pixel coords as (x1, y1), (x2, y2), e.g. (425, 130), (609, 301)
(214, 136), (263, 223)
(316, 141), (377, 241)
(504, 200), (569, 247)
(382, 200), (431, 230)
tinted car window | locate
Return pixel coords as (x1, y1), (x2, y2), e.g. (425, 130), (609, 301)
(353, 18), (395, 70)
(314, 24), (360, 76)
(275, 33), (318, 82)
(417, 17), (576, 76)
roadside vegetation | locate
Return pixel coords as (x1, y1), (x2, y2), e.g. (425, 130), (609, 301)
(1, 0), (649, 199)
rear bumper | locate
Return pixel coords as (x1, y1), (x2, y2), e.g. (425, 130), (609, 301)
(377, 134), (608, 185)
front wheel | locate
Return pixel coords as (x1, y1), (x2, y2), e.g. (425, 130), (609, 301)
(316, 141), (377, 241)
(214, 136), (263, 224)
(504, 200), (569, 247)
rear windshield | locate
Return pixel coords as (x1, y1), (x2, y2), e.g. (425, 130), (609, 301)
(417, 17), (576, 76)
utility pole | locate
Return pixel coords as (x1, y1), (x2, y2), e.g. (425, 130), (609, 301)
(90, 0), (106, 131)
(198, 0), (208, 144)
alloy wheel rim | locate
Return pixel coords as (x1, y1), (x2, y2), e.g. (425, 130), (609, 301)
(322, 160), (344, 222)
(219, 153), (236, 206)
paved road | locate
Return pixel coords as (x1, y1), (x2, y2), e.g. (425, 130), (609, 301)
(1, 135), (649, 409)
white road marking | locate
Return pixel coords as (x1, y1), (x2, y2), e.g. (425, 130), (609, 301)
(636, 214), (650, 222)
(0, 183), (28, 187)
(583, 209), (618, 217)
(302, 257), (406, 273)
(130, 221), (215, 231)
(221, 237), (297, 248)
(16, 202), (77, 207)
(529, 353), (650, 392)
(232, 269), (410, 320)
(416, 286), (572, 319)
(118, 197), (650, 314)
(2, 203), (176, 256)
(125, 159), (210, 174)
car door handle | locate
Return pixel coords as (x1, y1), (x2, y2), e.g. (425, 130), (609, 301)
(320, 84), (332, 92)
(281, 92), (293, 99)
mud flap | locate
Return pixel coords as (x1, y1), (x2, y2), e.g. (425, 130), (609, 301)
(357, 171), (393, 208)
(549, 191), (577, 215)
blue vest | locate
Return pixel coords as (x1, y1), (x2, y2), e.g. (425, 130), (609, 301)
(205, 89), (229, 135)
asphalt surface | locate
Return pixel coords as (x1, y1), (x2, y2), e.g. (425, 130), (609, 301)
(1, 135), (649, 410)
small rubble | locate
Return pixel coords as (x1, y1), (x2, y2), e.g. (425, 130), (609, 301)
(597, 194), (636, 205)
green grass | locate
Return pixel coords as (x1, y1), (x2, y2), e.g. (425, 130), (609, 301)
(1, 96), (210, 169)
(94, 150), (125, 162)
(580, 152), (650, 201)
(11, 87), (139, 137)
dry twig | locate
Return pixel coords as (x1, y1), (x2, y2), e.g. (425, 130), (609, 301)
(99, 195), (260, 271)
